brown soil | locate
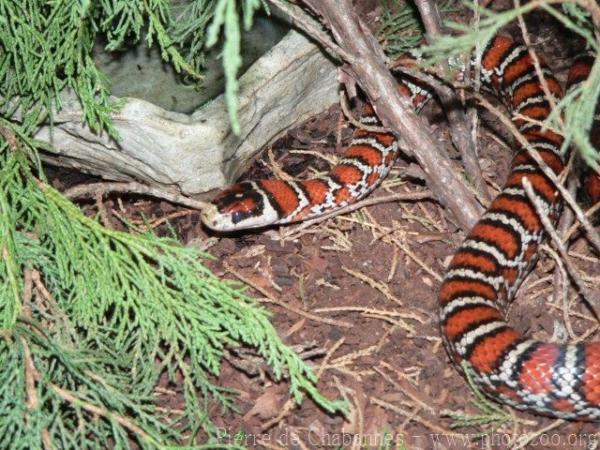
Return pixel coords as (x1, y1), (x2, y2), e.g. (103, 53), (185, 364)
(190, 106), (599, 450)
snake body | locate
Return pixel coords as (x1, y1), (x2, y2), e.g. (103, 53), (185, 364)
(201, 36), (600, 419)
(201, 76), (430, 231)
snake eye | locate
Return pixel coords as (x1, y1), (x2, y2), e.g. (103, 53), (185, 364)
(232, 210), (248, 224)
(235, 193), (244, 199)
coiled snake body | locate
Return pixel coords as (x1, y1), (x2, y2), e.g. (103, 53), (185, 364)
(201, 36), (600, 420)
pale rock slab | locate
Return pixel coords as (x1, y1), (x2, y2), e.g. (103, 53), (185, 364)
(36, 30), (338, 196)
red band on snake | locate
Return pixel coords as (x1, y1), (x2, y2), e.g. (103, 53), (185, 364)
(201, 36), (600, 420)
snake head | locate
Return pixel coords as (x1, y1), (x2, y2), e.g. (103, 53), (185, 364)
(201, 181), (279, 232)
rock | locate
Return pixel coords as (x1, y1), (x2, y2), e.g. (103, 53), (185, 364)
(36, 30), (339, 197)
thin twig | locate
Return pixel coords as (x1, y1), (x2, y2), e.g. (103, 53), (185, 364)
(384, 234), (442, 282)
(511, 418), (565, 450)
(95, 192), (113, 228)
(314, 306), (425, 323)
(342, 267), (404, 305)
(523, 178), (600, 319)
(413, 0), (490, 202)
(370, 397), (457, 436)
(21, 336), (39, 411)
(413, 0), (444, 39)
(20, 336), (55, 450)
(552, 178), (577, 307)
(64, 182), (209, 210)
(543, 245), (575, 339)
(563, 200), (600, 243)
(373, 365), (436, 414)
(282, 190), (432, 236)
(265, 147), (293, 181)
(326, 209), (444, 283)
(224, 263), (353, 328)
(49, 383), (153, 441)
(0, 124), (20, 152)
(576, 0), (600, 33)
(260, 398), (296, 432)
(515, 0), (561, 121)
(267, 0), (355, 63)
(146, 210), (196, 229)
(316, 337), (345, 379)
(339, 90), (389, 134)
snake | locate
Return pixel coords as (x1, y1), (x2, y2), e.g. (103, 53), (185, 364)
(200, 35), (600, 420)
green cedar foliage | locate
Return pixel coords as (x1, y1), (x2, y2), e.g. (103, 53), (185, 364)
(171, 0), (269, 134)
(379, 0), (456, 59)
(0, 1), (343, 449)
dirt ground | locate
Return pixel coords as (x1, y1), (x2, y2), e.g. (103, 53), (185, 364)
(190, 100), (599, 449)
(48, 3), (600, 450)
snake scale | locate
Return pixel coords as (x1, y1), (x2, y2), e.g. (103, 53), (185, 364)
(201, 35), (600, 420)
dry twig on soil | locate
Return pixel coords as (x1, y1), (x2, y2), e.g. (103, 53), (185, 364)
(64, 182), (209, 210)
(523, 178), (600, 319)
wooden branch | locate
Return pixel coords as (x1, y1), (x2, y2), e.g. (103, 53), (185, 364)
(396, 68), (492, 207)
(267, 0), (353, 62)
(300, 0), (483, 230)
(413, 0), (444, 39)
(283, 190), (433, 235)
(414, 0), (490, 202)
(523, 178), (600, 319)
(64, 182), (209, 210)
